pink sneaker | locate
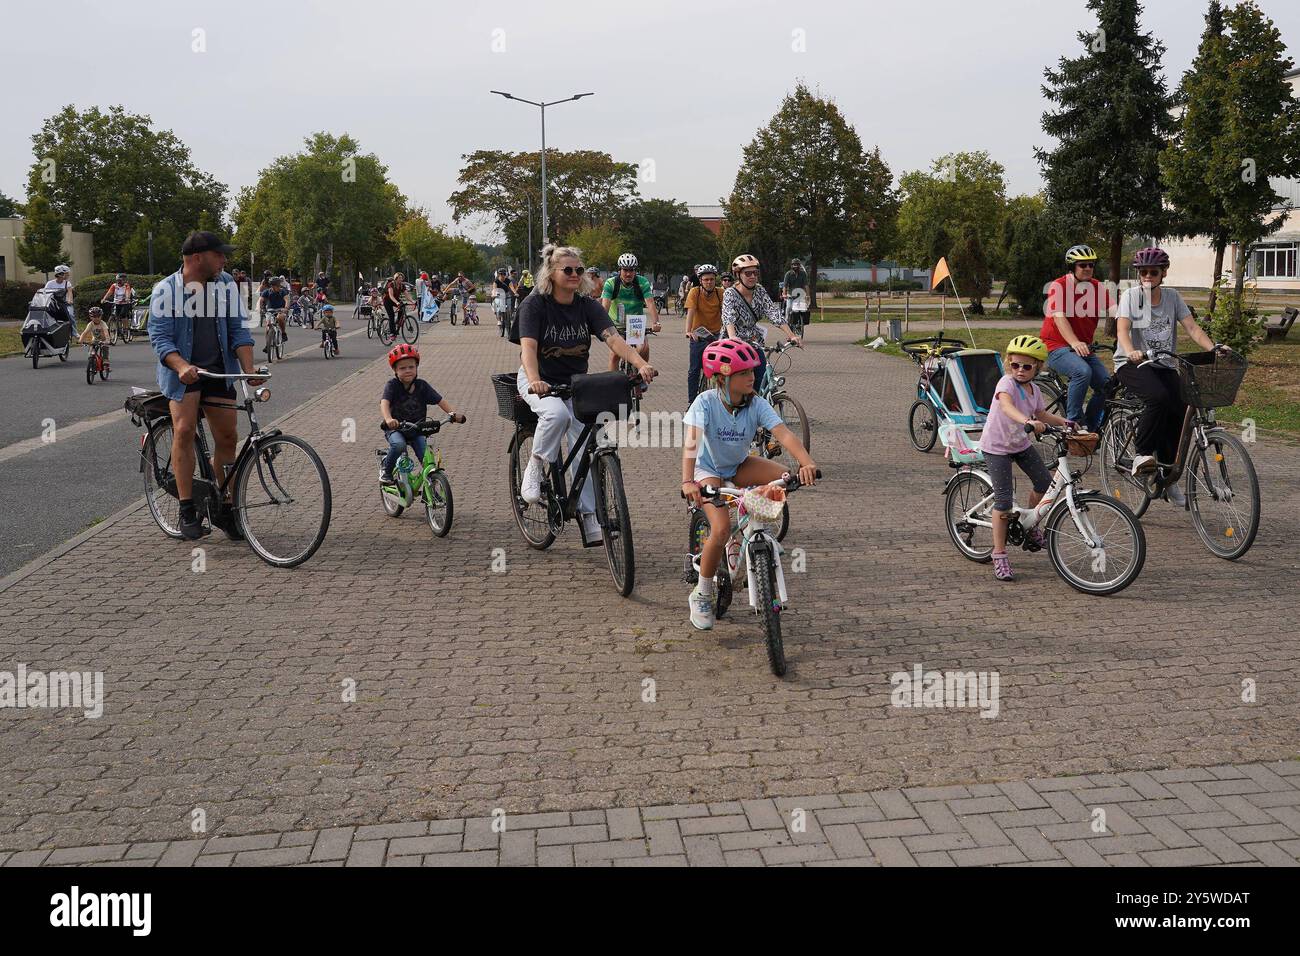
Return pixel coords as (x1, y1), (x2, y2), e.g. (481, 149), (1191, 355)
(1026, 528), (1046, 549)
(992, 553), (1014, 581)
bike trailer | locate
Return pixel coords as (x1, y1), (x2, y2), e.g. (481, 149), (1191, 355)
(933, 349), (1004, 428)
(21, 293), (72, 351)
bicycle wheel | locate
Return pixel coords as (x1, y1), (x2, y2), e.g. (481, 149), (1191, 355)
(595, 453), (635, 597)
(1046, 492), (1146, 595)
(264, 327), (276, 362)
(274, 332), (284, 361)
(234, 434), (332, 568)
(909, 400), (939, 452)
(687, 509), (733, 617)
(85, 354), (96, 385)
(122, 323), (133, 344)
(424, 471), (454, 537)
(402, 316), (419, 344)
(366, 316), (376, 339)
(100, 356), (109, 380)
(768, 393), (810, 466)
(142, 419), (200, 539)
(752, 547), (786, 677)
(1185, 430), (1259, 560)
(1098, 411), (1151, 519)
(108, 323), (119, 346)
(944, 470), (995, 562)
(508, 430), (556, 549)
(379, 469), (405, 517)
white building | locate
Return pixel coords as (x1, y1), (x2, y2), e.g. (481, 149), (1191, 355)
(1165, 67), (1300, 294)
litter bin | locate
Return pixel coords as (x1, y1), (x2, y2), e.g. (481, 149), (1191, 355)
(888, 318), (902, 341)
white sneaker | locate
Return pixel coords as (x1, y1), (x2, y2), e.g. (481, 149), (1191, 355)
(1131, 454), (1157, 476)
(521, 458), (544, 504)
(579, 511), (603, 547)
(1166, 484), (1186, 507)
(688, 586), (716, 630)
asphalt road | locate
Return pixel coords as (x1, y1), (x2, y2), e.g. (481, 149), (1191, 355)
(0, 305), (461, 577)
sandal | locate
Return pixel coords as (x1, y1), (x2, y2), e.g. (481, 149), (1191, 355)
(992, 552), (1014, 582)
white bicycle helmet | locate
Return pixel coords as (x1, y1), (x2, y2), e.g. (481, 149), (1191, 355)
(617, 253), (638, 270)
(695, 264), (718, 276)
(54, 264), (71, 276)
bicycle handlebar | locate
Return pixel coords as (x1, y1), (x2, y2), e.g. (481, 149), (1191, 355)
(696, 468), (823, 500)
(196, 367), (272, 381)
(764, 340), (801, 355)
(391, 414), (464, 437)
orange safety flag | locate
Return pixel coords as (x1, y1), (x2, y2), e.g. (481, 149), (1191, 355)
(930, 257), (951, 290)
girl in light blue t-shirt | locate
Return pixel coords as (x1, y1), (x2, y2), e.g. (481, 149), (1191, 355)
(681, 339), (817, 632)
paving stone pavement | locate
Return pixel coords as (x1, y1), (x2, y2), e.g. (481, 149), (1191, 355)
(1, 318), (1297, 864)
(9, 761), (1300, 866)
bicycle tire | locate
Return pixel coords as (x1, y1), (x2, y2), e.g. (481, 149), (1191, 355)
(108, 324), (119, 346)
(1098, 411), (1151, 519)
(378, 321), (397, 346)
(1185, 430), (1260, 561)
(366, 317), (376, 339)
(234, 434), (332, 568)
(402, 316), (419, 344)
(909, 400), (939, 452)
(1046, 492), (1146, 595)
(752, 547), (786, 677)
(596, 453), (635, 597)
(424, 471), (454, 537)
(944, 469), (995, 562)
(274, 334), (284, 361)
(142, 419), (195, 539)
(508, 430), (556, 549)
(379, 475), (405, 516)
(100, 357), (109, 381)
(769, 393), (811, 464)
(687, 509), (733, 617)
(85, 355), (95, 385)
(264, 327), (276, 363)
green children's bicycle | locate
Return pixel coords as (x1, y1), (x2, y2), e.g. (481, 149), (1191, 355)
(377, 416), (463, 537)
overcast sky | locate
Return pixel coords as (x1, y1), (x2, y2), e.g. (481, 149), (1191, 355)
(4, 0), (1299, 243)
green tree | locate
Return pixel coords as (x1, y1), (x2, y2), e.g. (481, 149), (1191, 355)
(119, 215), (182, 274)
(16, 192), (69, 277)
(390, 213), (482, 277)
(896, 152), (1007, 310)
(0, 190), (16, 217)
(999, 196), (1069, 316)
(1161, 1), (1231, 310)
(1037, 0), (1175, 283)
(565, 223), (624, 270)
(724, 83), (894, 306)
(26, 105), (227, 272)
(1213, 1), (1300, 313)
(616, 199), (718, 280)
(448, 149), (639, 260)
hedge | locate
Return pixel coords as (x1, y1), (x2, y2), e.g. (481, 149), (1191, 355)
(0, 280), (42, 319)
(71, 273), (164, 321)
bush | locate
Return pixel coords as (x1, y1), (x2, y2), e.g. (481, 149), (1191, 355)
(1204, 280), (1265, 357)
(72, 273), (164, 321)
(0, 280), (42, 319)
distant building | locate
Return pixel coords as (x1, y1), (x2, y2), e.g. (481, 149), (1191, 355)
(687, 205), (725, 236)
(819, 259), (930, 286)
(0, 216), (95, 283)
(1165, 67), (1300, 294)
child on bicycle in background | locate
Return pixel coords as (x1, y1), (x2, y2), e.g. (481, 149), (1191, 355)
(379, 344), (465, 483)
(982, 334), (1075, 582)
(318, 304), (340, 355)
(682, 338), (817, 631)
(78, 306), (110, 347)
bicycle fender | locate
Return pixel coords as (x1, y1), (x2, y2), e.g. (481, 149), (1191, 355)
(942, 466), (984, 495)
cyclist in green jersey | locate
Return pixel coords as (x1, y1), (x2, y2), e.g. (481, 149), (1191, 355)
(600, 252), (662, 374)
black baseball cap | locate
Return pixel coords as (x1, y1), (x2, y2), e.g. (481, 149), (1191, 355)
(181, 230), (235, 255)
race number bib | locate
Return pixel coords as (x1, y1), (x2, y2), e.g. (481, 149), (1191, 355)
(625, 313), (646, 346)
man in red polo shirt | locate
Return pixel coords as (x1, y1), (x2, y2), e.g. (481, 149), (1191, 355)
(1040, 244), (1113, 432)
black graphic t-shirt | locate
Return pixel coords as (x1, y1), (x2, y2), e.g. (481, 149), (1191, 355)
(381, 377), (443, 429)
(517, 293), (615, 386)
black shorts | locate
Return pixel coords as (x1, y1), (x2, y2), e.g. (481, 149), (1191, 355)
(183, 362), (236, 400)
(110, 302), (132, 319)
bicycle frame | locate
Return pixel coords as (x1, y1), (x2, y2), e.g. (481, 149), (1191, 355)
(692, 489), (791, 610)
(532, 420), (607, 524)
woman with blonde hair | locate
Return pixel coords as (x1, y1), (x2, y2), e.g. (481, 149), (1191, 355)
(515, 244), (657, 546)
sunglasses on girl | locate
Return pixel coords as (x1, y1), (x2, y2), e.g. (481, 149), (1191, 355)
(1009, 361), (1037, 371)
(1137, 268), (1162, 277)
(560, 265), (586, 276)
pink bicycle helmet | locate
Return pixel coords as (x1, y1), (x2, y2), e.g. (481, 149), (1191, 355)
(702, 338), (761, 377)
(1132, 247), (1170, 269)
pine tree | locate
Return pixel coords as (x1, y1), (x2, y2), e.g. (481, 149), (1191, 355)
(1037, 0), (1174, 282)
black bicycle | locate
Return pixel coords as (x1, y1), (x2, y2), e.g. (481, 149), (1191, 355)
(379, 303), (418, 346)
(1097, 348), (1258, 560)
(128, 368), (332, 568)
(493, 370), (638, 596)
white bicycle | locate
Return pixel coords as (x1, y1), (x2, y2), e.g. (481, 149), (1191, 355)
(683, 470), (819, 677)
(943, 424), (1146, 595)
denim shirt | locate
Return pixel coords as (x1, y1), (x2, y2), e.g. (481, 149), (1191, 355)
(149, 270), (255, 401)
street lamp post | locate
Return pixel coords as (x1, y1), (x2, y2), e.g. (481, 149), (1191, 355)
(490, 90), (594, 255)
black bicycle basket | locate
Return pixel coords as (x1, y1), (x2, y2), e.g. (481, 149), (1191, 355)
(1178, 351), (1246, 408)
(491, 372), (538, 429)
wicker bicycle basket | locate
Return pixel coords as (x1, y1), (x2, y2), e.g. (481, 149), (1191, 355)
(1178, 351), (1247, 409)
(1065, 432), (1099, 457)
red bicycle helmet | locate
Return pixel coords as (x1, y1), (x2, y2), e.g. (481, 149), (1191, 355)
(388, 343), (420, 368)
(702, 338), (761, 377)
(1132, 247), (1170, 269)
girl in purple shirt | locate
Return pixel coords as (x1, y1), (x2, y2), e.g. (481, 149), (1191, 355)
(981, 335), (1074, 581)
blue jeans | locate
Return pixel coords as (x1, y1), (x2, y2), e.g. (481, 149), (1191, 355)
(1047, 347), (1109, 431)
(382, 430), (427, 477)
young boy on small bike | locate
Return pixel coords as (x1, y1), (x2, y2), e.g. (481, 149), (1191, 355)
(681, 338), (817, 631)
(77, 306), (110, 346)
(379, 344), (465, 483)
(318, 304), (340, 355)
(982, 334), (1075, 582)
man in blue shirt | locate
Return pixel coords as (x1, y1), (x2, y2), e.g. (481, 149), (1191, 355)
(149, 231), (261, 541)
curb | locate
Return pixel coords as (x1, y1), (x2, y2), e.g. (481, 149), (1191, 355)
(0, 353), (384, 596)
